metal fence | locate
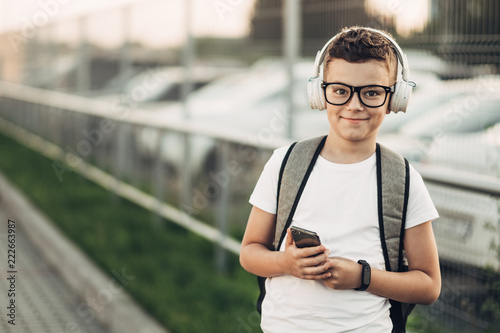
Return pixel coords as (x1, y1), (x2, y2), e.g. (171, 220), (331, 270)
(0, 0), (500, 332)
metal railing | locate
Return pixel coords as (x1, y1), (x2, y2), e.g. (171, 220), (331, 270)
(0, 81), (292, 262)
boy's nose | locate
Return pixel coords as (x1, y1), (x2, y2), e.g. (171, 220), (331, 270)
(346, 91), (364, 111)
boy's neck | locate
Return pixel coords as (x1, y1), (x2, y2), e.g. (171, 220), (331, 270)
(321, 133), (377, 164)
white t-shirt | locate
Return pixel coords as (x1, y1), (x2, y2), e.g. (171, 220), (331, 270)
(249, 145), (439, 333)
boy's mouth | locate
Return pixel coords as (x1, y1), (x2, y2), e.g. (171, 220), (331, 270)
(341, 117), (368, 124)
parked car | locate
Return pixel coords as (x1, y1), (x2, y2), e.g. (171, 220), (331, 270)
(136, 59), (329, 173)
(415, 122), (500, 270)
(97, 65), (243, 109)
(426, 180), (500, 270)
(379, 76), (500, 161)
(401, 95), (500, 139)
(378, 82), (465, 135)
(421, 122), (500, 177)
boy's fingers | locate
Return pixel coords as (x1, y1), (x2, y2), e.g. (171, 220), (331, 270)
(285, 228), (294, 246)
(302, 259), (332, 275)
(302, 245), (327, 258)
(303, 268), (332, 280)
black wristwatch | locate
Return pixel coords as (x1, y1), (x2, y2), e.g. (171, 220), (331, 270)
(355, 260), (371, 291)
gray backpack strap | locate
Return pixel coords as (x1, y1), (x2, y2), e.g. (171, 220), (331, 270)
(273, 135), (327, 250)
(377, 143), (412, 333)
(376, 143), (410, 273)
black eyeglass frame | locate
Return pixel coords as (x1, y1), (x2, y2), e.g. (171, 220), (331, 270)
(321, 82), (395, 108)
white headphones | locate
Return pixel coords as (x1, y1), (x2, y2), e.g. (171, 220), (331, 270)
(307, 27), (415, 113)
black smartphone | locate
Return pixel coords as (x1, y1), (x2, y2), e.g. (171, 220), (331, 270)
(290, 226), (321, 248)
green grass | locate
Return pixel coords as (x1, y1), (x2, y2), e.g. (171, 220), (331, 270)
(0, 133), (261, 333)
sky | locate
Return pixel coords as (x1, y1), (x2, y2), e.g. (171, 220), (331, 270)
(0, 0), (430, 47)
(0, 0), (140, 31)
(365, 0), (430, 37)
(0, 0), (257, 47)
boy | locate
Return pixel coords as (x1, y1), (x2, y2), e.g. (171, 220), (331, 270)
(239, 27), (441, 332)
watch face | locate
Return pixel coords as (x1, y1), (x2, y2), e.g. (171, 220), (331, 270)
(362, 266), (371, 284)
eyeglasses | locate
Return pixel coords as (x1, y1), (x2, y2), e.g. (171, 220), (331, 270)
(321, 82), (395, 108)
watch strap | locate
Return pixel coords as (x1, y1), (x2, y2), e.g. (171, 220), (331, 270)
(355, 260), (371, 291)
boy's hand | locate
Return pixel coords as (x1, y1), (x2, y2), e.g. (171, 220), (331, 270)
(282, 228), (332, 280)
(322, 257), (363, 290)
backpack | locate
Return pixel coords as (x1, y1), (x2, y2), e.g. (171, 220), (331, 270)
(256, 135), (414, 333)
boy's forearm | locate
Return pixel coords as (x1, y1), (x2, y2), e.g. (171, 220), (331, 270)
(240, 243), (287, 278)
(368, 268), (441, 305)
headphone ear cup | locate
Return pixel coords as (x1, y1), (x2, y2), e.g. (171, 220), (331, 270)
(389, 81), (413, 113)
(308, 77), (327, 110)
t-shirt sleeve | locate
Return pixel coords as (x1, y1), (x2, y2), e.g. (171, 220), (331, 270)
(405, 164), (440, 229)
(249, 146), (290, 214)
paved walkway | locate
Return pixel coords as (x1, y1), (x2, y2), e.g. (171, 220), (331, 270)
(0, 172), (167, 333)
(0, 209), (109, 332)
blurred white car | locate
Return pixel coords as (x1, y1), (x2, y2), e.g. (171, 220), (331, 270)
(421, 122), (500, 177)
(426, 181), (500, 270)
(379, 82), (465, 135)
(136, 59), (330, 173)
(98, 65), (242, 108)
(416, 123), (500, 270)
(379, 76), (500, 161)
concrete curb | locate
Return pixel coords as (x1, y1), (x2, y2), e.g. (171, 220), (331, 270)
(0, 172), (168, 333)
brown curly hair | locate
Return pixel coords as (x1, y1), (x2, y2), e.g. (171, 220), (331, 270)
(324, 26), (398, 83)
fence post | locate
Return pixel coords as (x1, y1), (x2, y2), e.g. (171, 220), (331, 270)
(215, 140), (230, 273)
(120, 5), (133, 92)
(77, 16), (90, 94)
(153, 129), (167, 227)
(113, 121), (128, 200)
(283, 0), (301, 139)
(180, 0), (195, 223)
(182, 0), (194, 120)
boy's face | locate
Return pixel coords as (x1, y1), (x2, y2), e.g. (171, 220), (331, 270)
(323, 58), (392, 145)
